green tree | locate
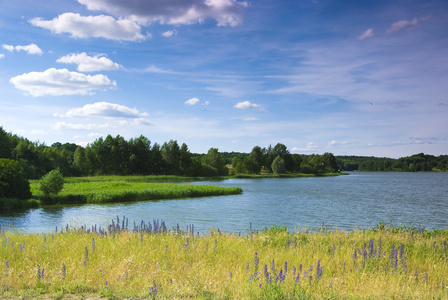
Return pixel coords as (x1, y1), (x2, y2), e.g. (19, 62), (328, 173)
(0, 158), (32, 199)
(202, 148), (228, 176)
(73, 146), (88, 176)
(0, 126), (12, 159)
(271, 155), (286, 174)
(40, 169), (64, 197)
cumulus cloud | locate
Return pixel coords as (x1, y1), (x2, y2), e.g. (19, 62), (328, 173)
(2, 45), (14, 52)
(57, 53), (121, 72)
(234, 100), (261, 109)
(62, 101), (149, 118)
(2, 43), (43, 55)
(9, 68), (116, 96)
(77, 0), (248, 27)
(162, 30), (175, 37)
(29, 13), (145, 41)
(185, 97), (200, 105)
(357, 28), (374, 40)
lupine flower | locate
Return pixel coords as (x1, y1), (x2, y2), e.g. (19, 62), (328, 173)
(254, 252), (259, 278)
(284, 262), (288, 275)
(62, 263), (66, 280)
(414, 270), (418, 282)
(92, 238), (95, 251)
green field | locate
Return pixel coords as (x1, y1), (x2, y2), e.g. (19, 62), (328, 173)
(1, 222), (447, 299)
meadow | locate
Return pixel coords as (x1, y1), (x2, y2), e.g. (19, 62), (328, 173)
(1, 220), (447, 299)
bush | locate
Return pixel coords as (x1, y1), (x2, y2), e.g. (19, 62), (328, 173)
(40, 169), (64, 197)
(0, 158), (32, 199)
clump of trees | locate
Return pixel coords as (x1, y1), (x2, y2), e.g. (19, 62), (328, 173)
(0, 158), (32, 199)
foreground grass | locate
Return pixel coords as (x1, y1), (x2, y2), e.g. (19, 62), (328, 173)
(1, 222), (447, 299)
(29, 179), (242, 205)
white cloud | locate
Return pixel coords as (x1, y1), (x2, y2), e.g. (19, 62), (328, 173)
(54, 121), (110, 130)
(291, 142), (319, 152)
(357, 28), (373, 40)
(63, 101), (149, 118)
(162, 30), (175, 37)
(243, 117), (258, 121)
(30, 13), (145, 41)
(2, 43), (43, 55)
(234, 100), (261, 109)
(2, 45), (14, 52)
(386, 18), (420, 33)
(57, 53), (121, 72)
(9, 68), (116, 96)
(77, 0), (248, 27)
(185, 97), (200, 105)
(0, 54), (4, 59)
(327, 140), (348, 147)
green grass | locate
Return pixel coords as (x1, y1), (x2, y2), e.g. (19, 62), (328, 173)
(29, 178), (242, 205)
(0, 223), (447, 299)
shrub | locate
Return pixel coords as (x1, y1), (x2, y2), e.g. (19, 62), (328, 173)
(0, 158), (32, 199)
(40, 169), (64, 197)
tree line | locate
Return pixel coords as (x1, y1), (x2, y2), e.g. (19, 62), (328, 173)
(336, 153), (448, 172)
(0, 126), (340, 180)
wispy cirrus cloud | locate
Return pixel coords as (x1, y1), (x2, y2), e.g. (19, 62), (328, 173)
(386, 16), (429, 33)
(30, 13), (146, 41)
(2, 43), (43, 55)
(77, 0), (249, 27)
(57, 53), (121, 72)
(10, 68), (116, 96)
(357, 28), (374, 40)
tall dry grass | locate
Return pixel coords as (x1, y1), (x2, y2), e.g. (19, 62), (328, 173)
(1, 221), (447, 299)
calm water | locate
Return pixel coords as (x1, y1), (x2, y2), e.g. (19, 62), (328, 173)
(1, 172), (447, 233)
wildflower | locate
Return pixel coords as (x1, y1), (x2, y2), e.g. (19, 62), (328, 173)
(62, 263), (66, 281)
(85, 246), (89, 263)
(254, 252), (259, 279)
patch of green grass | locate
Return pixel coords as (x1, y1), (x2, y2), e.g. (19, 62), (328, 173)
(30, 177), (242, 205)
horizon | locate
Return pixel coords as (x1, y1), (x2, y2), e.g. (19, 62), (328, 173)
(1, 0), (447, 159)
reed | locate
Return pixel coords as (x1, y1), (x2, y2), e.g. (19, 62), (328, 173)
(29, 179), (242, 205)
(1, 221), (447, 299)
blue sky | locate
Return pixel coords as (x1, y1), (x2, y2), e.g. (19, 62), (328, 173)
(0, 0), (447, 158)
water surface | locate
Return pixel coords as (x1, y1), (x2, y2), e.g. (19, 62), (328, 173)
(1, 172), (447, 233)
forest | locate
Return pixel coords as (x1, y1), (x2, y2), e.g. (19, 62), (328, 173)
(1, 125), (446, 183)
(0, 126), (339, 180)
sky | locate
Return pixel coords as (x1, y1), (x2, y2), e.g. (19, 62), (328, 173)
(0, 0), (447, 158)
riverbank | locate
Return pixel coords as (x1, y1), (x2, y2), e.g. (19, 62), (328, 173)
(1, 222), (447, 299)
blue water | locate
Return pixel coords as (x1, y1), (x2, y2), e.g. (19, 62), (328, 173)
(1, 172), (447, 233)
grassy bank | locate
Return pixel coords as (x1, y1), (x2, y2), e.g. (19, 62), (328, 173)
(1, 222), (447, 299)
(29, 179), (242, 205)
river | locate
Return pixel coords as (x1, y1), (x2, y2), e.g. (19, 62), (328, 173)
(1, 172), (447, 233)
